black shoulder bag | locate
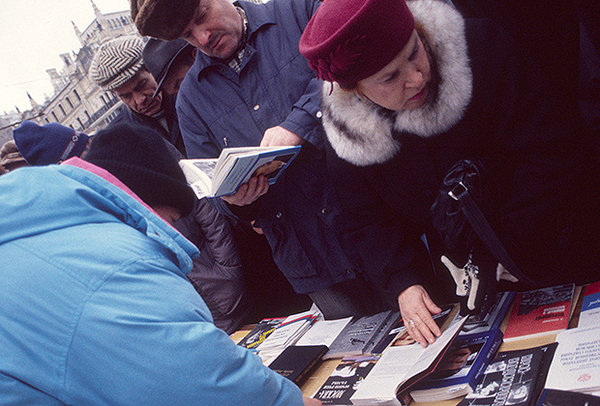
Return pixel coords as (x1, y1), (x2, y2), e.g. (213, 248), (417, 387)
(431, 160), (536, 314)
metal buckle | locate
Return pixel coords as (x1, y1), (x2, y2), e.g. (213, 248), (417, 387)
(448, 181), (468, 201)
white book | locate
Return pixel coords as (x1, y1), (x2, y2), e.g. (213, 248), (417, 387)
(545, 326), (600, 393)
(179, 145), (301, 198)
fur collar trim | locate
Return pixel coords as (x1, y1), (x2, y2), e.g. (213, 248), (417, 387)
(323, 0), (472, 166)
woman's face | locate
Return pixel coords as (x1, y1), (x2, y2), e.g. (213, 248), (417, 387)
(356, 30), (431, 111)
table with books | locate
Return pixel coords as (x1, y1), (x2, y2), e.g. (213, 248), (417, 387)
(231, 282), (600, 406)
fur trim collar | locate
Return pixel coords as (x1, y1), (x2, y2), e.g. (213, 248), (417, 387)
(323, 0), (472, 166)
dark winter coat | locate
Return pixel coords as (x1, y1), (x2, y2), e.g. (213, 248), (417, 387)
(175, 199), (251, 334)
(323, 0), (600, 302)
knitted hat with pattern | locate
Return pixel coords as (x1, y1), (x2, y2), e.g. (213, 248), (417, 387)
(84, 122), (196, 216)
(90, 36), (145, 90)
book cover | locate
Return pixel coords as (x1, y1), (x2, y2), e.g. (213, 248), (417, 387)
(349, 316), (468, 405)
(268, 345), (328, 385)
(312, 355), (380, 405)
(236, 317), (285, 349)
(536, 389), (600, 405)
(544, 325), (600, 393)
(503, 283), (575, 342)
(460, 292), (515, 336)
(179, 145), (301, 198)
(409, 329), (503, 402)
(458, 343), (558, 406)
(577, 281), (600, 328)
(323, 310), (395, 360)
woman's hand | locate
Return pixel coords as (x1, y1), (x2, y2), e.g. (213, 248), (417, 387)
(397, 284), (442, 347)
(220, 175), (268, 206)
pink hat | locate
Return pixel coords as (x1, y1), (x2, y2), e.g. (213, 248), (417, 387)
(300, 0), (414, 86)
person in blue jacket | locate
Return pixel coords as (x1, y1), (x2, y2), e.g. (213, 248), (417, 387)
(130, 0), (388, 318)
(0, 122), (318, 406)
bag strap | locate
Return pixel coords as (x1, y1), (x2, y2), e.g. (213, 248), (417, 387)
(449, 181), (537, 288)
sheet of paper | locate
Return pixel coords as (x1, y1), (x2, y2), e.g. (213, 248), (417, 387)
(296, 316), (353, 347)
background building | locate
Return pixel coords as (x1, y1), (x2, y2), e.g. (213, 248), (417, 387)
(0, 0), (138, 145)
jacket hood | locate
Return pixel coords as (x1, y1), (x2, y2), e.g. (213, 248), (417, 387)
(0, 165), (198, 272)
(322, 0), (472, 166)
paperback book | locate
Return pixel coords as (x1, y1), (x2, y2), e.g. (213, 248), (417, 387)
(236, 317), (285, 349)
(577, 280), (600, 328)
(179, 145), (301, 198)
(544, 325), (600, 394)
(460, 292), (515, 336)
(323, 310), (396, 360)
(458, 343), (558, 406)
(536, 389), (600, 405)
(312, 355), (380, 405)
(503, 283), (575, 342)
(409, 329), (503, 402)
(349, 316), (468, 405)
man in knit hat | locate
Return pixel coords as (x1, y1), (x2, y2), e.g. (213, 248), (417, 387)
(90, 35), (186, 155)
(0, 121), (317, 406)
(13, 120), (91, 165)
(127, 0), (383, 321)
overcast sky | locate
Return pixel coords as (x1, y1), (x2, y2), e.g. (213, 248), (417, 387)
(0, 0), (129, 114)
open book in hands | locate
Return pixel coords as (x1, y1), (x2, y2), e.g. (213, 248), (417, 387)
(179, 145), (301, 199)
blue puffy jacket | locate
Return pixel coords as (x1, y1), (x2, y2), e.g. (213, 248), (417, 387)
(0, 160), (302, 406)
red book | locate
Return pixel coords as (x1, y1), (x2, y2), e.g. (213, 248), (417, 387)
(503, 283), (574, 342)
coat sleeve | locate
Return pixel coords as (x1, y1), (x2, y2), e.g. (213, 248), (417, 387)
(65, 258), (303, 406)
(327, 151), (432, 300)
(278, 0), (325, 149)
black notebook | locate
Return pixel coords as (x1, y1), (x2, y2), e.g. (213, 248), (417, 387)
(268, 345), (329, 385)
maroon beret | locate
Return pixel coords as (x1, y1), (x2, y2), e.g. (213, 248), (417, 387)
(300, 0), (415, 86)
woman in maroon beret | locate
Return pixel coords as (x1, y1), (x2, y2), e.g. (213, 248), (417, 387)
(300, 0), (600, 345)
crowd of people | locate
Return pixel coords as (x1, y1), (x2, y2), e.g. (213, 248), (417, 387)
(0, 0), (599, 404)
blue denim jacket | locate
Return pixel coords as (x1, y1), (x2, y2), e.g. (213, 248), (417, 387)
(176, 0), (356, 293)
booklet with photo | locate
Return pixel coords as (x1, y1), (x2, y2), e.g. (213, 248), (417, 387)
(409, 329), (503, 403)
(312, 355), (380, 405)
(348, 316), (468, 405)
(459, 292), (515, 337)
(458, 343), (557, 406)
(236, 317), (286, 349)
(179, 145), (301, 198)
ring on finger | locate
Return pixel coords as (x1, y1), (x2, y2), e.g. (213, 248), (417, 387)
(408, 319), (415, 327)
